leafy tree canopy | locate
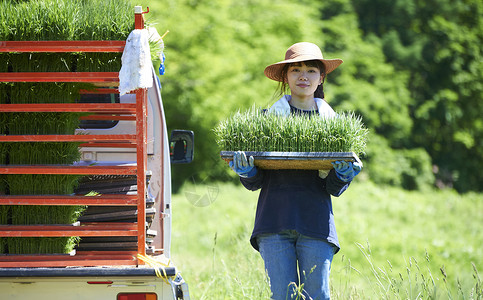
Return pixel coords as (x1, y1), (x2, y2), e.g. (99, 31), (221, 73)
(143, 0), (481, 192)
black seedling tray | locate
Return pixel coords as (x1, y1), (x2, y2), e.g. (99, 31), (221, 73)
(220, 151), (361, 170)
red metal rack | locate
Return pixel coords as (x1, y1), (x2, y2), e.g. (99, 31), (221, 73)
(0, 10), (149, 267)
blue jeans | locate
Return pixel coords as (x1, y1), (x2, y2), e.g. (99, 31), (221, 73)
(257, 230), (335, 300)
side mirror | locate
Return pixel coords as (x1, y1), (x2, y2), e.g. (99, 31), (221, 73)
(169, 130), (194, 164)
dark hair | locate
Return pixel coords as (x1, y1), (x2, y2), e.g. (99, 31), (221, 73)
(277, 60), (327, 99)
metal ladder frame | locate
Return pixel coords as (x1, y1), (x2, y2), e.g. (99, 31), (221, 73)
(0, 9), (149, 267)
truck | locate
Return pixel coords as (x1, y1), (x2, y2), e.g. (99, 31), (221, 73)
(0, 6), (193, 299)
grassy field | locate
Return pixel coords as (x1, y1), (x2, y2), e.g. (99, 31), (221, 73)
(170, 178), (483, 299)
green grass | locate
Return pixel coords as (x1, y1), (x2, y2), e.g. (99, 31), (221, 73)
(170, 180), (483, 299)
(214, 107), (369, 156)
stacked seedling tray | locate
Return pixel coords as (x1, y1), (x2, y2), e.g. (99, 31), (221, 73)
(0, 2), (150, 267)
(215, 108), (368, 170)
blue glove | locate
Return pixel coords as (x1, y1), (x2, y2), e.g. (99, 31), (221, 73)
(229, 151), (257, 178)
(331, 160), (362, 182)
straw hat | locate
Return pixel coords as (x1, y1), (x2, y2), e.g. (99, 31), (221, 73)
(264, 42), (343, 82)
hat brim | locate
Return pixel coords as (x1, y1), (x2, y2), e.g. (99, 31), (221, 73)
(264, 56), (343, 82)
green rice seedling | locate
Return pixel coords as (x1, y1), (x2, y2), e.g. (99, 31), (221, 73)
(9, 142), (81, 165)
(0, 141), (7, 164)
(0, 0), (79, 41)
(75, 52), (122, 72)
(7, 237), (80, 255)
(0, 0), (134, 41)
(213, 107), (369, 156)
(9, 53), (73, 72)
(1, 0), (133, 41)
(0, 204), (8, 225)
(0, 142), (7, 200)
(10, 205), (85, 225)
(0, 54), (8, 72)
(7, 112), (82, 135)
(75, 0), (134, 41)
(0, 179), (6, 216)
(9, 83), (88, 104)
(6, 173), (86, 254)
(8, 51), (122, 75)
(6, 174), (81, 196)
(0, 83), (10, 144)
(0, 83), (10, 107)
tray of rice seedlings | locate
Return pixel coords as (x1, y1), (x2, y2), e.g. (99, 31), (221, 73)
(214, 107), (368, 170)
(1, 43), (88, 256)
(5, 137), (85, 255)
(4, 82), (85, 254)
(1, 0), (137, 80)
(4, 135), (85, 255)
(0, 0), (134, 41)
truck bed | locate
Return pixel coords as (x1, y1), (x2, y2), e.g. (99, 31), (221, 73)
(0, 266), (186, 300)
(0, 266), (176, 277)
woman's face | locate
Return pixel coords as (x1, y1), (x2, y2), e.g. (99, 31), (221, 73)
(286, 62), (323, 100)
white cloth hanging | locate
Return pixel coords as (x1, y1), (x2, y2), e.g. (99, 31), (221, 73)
(119, 29), (153, 95)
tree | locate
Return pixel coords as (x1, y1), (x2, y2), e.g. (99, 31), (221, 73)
(149, 0), (337, 190)
(318, 0), (434, 189)
(353, 0), (483, 191)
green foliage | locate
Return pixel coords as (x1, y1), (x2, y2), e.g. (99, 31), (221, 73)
(140, 0), (483, 192)
(148, 0), (332, 190)
(353, 0), (483, 192)
(364, 134), (435, 190)
(214, 108), (368, 155)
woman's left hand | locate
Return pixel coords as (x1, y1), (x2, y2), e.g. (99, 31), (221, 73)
(229, 151), (257, 178)
(331, 160), (362, 182)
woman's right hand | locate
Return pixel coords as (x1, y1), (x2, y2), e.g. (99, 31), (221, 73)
(229, 151), (257, 178)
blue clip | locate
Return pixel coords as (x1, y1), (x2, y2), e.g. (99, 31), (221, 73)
(158, 53), (166, 75)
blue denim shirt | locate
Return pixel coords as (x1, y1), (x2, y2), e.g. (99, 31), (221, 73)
(241, 168), (349, 254)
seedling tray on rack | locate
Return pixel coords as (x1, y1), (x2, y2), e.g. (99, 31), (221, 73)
(220, 151), (361, 170)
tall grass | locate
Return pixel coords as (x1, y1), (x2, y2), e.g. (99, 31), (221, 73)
(331, 243), (483, 300)
(214, 107), (369, 155)
(171, 181), (483, 299)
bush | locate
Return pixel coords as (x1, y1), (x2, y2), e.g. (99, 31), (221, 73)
(364, 133), (434, 190)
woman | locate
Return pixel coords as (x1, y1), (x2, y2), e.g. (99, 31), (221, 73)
(230, 42), (362, 299)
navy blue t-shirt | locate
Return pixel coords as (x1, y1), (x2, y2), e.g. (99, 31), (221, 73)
(241, 169), (348, 253)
